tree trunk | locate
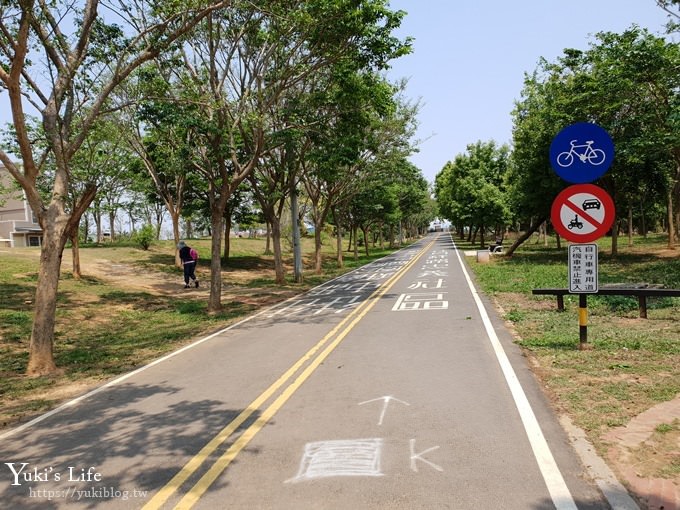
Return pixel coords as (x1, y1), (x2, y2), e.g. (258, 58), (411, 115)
(208, 209), (223, 313)
(172, 211), (182, 268)
(361, 226), (370, 257)
(506, 216), (547, 256)
(314, 220), (324, 274)
(628, 206), (634, 247)
(27, 215), (69, 375)
(265, 222), (272, 255)
(291, 189), (303, 283)
(185, 219), (193, 240)
(668, 189), (675, 249)
(25, 178), (96, 376)
(335, 222), (345, 269)
(95, 209), (102, 242)
(83, 214), (90, 243)
(71, 227), (81, 279)
(270, 217), (286, 285)
(223, 215), (231, 263)
(128, 208), (136, 234)
(109, 210), (115, 241)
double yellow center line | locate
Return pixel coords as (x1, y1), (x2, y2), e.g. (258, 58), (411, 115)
(143, 237), (437, 509)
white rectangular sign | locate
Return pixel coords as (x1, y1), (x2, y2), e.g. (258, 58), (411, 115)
(568, 244), (598, 293)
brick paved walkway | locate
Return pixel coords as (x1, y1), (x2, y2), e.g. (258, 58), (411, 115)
(603, 396), (680, 510)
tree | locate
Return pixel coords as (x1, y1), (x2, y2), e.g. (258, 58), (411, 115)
(567, 29), (680, 252)
(0, 0), (232, 375)
(505, 68), (567, 254)
(120, 64), (192, 266)
(506, 27), (679, 254)
(167, 1), (410, 311)
(656, 0), (680, 31)
(303, 73), (418, 271)
(434, 141), (511, 248)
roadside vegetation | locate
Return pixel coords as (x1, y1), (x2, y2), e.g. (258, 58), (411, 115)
(462, 232), (679, 480)
(0, 236), (402, 429)
(0, 1), (423, 377)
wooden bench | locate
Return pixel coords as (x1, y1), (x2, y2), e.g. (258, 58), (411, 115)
(532, 285), (680, 318)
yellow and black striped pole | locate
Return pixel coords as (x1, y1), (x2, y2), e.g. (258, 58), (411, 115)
(578, 294), (588, 348)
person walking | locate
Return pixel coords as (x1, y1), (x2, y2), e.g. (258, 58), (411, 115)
(177, 241), (199, 288)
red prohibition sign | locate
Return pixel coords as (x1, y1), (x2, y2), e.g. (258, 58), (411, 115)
(551, 184), (615, 243)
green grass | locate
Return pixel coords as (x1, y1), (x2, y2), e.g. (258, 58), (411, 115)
(464, 233), (680, 440)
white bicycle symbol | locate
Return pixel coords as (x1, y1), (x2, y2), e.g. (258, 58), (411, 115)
(556, 139), (606, 167)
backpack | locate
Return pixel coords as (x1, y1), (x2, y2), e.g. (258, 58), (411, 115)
(189, 248), (198, 261)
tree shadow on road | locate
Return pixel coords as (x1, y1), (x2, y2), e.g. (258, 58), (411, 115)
(0, 381), (261, 508)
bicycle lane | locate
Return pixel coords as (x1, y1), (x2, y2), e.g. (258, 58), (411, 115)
(186, 233), (610, 509)
(0, 239), (430, 509)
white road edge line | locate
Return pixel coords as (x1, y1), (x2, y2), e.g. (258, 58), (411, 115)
(449, 234), (578, 510)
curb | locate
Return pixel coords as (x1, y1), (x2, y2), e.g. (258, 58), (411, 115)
(560, 415), (640, 510)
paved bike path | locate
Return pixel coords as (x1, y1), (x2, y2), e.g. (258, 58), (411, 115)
(0, 233), (613, 509)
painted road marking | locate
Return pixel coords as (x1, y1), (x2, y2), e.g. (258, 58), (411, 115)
(449, 233), (578, 510)
(286, 439), (384, 482)
(358, 396), (410, 426)
(392, 292), (448, 311)
(409, 439), (443, 473)
(143, 237), (438, 510)
(407, 278), (445, 290)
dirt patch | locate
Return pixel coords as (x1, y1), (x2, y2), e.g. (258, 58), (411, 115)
(0, 377), (105, 429)
(85, 257), (187, 295)
(628, 420), (680, 479)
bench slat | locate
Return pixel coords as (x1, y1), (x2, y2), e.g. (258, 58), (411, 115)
(532, 287), (680, 317)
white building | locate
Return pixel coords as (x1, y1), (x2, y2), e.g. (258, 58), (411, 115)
(0, 166), (43, 247)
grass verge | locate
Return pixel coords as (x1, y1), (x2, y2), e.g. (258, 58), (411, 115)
(460, 233), (680, 480)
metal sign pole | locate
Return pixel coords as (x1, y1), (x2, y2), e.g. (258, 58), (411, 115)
(550, 123), (614, 350)
(578, 294), (588, 349)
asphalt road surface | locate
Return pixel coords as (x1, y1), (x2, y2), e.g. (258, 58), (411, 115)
(1, 233), (615, 509)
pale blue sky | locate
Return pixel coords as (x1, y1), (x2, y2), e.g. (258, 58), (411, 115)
(385, 0), (674, 183)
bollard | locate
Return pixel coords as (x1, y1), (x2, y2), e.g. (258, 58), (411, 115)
(476, 250), (490, 263)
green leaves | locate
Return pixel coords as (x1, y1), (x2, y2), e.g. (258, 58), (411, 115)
(435, 141), (511, 232)
(508, 26), (679, 246)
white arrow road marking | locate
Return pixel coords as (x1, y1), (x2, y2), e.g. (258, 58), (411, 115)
(358, 396), (410, 425)
(409, 439), (443, 473)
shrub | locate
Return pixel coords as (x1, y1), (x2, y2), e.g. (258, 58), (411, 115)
(133, 225), (155, 251)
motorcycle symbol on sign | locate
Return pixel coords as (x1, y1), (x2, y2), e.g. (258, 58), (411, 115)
(557, 140), (606, 168)
(568, 215), (584, 230)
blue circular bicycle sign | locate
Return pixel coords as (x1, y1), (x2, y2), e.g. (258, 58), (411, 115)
(549, 122), (614, 183)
